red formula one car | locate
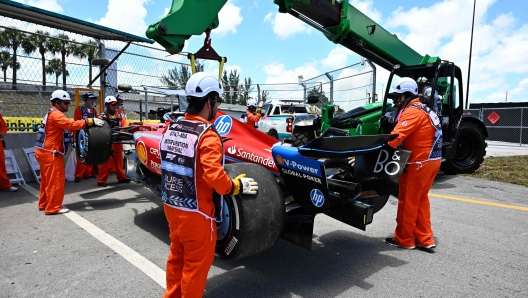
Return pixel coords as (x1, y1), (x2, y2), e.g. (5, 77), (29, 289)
(76, 110), (409, 260)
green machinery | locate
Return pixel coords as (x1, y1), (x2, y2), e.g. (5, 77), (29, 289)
(146, 0), (488, 175)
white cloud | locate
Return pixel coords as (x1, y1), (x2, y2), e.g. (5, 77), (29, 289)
(262, 61), (319, 103)
(387, 0), (497, 56)
(264, 11), (311, 40)
(378, 0), (528, 103)
(15, 0), (63, 13)
(321, 46), (351, 69)
(216, 1), (243, 37)
(263, 63), (285, 77)
(95, 0), (150, 37)
(350, 0), (382, 23)
(163, 7), (170, 17)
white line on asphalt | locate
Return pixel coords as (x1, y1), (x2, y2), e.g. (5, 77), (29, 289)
(24, 185), (167, 289)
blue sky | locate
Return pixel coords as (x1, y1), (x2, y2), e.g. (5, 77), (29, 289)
(14, 0), (528, 107)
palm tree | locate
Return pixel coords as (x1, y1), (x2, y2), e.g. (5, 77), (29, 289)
(0, 50), (20, 82)
(0, 28), (26, 90)
(52, 33), (76, 90)
(45, 58), (68, 86)
(21, 30), (53, 90)
(73, 39), (98, 85)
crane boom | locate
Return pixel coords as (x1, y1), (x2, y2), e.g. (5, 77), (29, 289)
(146, 0), (440, 69)
(276, 0), (441, 70)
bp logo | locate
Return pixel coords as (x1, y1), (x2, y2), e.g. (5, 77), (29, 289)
(310, 189), (325, 207)
(214, 115), (233, 136)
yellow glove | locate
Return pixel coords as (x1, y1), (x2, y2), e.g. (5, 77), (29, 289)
(86, 118), (105, 127)
(231, 173), (258, 195)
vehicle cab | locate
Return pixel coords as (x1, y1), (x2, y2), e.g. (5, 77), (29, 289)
(258, 101), (317, 141)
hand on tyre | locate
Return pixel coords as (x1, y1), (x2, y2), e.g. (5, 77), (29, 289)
(231, 174), (258, 195)
(87, 118), (105, 127)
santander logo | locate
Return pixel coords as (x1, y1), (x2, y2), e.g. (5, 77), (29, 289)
(227, 145), (237, 155)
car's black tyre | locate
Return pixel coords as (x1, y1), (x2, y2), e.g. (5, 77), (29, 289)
(76, 122), (112, 165)
(291, 125), (315, 147)
(267, 129), (279, 140)
(216, 163), (285, 260)
(441, 121), (487, 175)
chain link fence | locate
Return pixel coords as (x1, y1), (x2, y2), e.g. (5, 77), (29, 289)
(0, 16), (188, 130)
(464, 107), (528, 146)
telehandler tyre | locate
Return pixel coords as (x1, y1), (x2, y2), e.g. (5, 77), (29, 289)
(441, 121), (487, 175)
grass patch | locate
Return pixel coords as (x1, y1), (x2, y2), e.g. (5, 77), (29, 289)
(461, 156), (528, 188)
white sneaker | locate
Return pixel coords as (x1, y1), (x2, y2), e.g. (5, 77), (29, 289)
(57, 208), (70, 214)
(4, 186), (18, 192)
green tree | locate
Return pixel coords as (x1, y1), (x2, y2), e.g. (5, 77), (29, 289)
(73, 39), (99, 86)
(221, 69), (240, 104)
(0, 28), (25, 90)
(160, 64), (191, 89)
(261, 90), (270, 103)
(21, 30), (54, 90)
(0, 50), (20, 82)
(307, 85), (330, 108)
(51, 33), (76, 90)
(238, 77), (253, 106)
(45, 58), (68, 86)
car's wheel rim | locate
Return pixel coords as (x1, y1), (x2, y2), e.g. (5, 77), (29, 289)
(216, 195), (237, 244)
(78, 129), (87, 156)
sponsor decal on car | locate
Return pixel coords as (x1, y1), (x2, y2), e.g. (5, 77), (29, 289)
(275, 155), (320, 176)
(310, 189), (325, 207)
(227, 145), (275, 168)
(214, 115), (233, 136)
(374, 149), (403, 176)
(280, 168), (322, 184)
(227, 145), (236, 155)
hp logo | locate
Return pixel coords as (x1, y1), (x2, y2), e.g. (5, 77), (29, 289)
(214, 115), (233, 136)
(310, 189), (325, 207)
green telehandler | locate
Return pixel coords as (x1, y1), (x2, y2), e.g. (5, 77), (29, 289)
(146, 0), (487, 175)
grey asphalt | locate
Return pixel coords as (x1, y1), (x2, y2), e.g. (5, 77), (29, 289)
(1, 141), (528, 297)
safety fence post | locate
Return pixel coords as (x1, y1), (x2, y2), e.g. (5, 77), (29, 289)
(520, 108), (524, 147)
(325, 72), (333, 104)
(36, 85), (43, 117)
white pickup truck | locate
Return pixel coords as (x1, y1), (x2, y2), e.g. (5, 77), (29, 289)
(256, 102), (319, 141)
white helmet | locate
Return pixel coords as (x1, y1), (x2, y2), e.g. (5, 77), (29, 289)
(185, 72), (223, 98)
(104, 95), (118, 105)
(247, 99), (257, 108)
(50, 90), (71, 101)
(416, 77), (429, 84)
(392, 77), (418, 95)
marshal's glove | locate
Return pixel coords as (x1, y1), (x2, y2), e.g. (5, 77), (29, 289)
(231, 174), (258, 195)
(86, 118), (105, 127)
(257, 100), (264, 113)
